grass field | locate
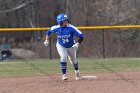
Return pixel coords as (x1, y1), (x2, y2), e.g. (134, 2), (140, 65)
(0, 58), (140, 77)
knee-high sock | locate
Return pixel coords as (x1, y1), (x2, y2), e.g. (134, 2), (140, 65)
(60, 62), (67, 75)
(73, 62), (78, 70)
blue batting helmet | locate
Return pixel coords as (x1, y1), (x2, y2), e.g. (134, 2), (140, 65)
(56, 13), (69, 25)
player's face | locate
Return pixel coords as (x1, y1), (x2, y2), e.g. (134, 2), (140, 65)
(61, 20), (68, 27)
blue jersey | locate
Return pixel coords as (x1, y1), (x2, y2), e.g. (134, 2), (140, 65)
(46, 24), (84, 48)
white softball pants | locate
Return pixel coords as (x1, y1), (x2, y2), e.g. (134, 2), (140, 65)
(56, 42), (78, 65)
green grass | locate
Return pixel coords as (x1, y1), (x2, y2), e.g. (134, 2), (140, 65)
(0, 58), (140, 77)
(79, 58), (140, 72)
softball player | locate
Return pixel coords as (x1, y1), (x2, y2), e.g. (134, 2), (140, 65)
(44, 13), (84, 80)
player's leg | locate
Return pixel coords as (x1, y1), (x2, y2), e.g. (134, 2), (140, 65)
(56, 42), (68, 80)
(68, 47), (78, 70)
(68, 47), (81, 80)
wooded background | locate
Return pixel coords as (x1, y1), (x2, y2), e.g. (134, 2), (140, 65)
(0, 0), (140, 59)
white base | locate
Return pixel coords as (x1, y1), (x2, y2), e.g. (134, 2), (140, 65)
(81, 76), (98, 80)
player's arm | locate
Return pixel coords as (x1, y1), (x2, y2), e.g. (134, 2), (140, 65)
(45, 35), (50, 41)
(72, 34), (84, 50)
(77, 34), (84, 44)
(44, 30), (51, 46)
(72, 26), (84, 44)
(44, 25), (59, 46)
(71, 26), (85, 49)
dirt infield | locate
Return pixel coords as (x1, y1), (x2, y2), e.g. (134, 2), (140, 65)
(0, 71), (140, 93)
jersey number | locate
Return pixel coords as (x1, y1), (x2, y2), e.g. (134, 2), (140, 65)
(62, 38), (69, 43)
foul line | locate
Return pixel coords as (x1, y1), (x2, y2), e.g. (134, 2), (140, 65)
(20, 60), (57, 80)
(96, 62), (137, 87)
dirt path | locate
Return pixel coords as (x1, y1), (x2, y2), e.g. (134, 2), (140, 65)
(0, 71), (140, 93)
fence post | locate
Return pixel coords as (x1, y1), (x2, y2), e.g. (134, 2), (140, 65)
(101, 29), (106, 59)
(49, 37), (52, 60)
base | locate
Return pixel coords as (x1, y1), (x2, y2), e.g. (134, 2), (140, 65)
(81, 76), (98, 80)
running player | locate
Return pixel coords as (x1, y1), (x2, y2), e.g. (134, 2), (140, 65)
(44, 13), (84, 80)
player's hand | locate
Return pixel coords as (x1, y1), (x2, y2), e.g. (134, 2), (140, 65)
(72, 43), (79, 50)
(44, 40), (49, 46)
